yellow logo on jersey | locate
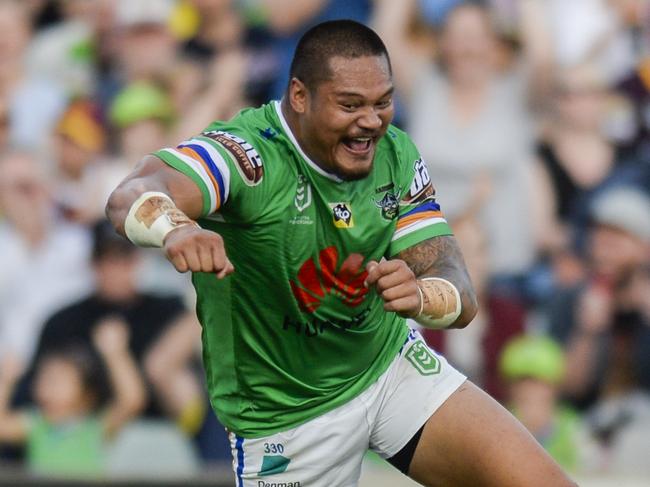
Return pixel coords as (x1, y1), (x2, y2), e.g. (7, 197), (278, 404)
(330, 203), (354, 228)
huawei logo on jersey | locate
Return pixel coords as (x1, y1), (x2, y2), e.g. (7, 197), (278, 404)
(289, 246), (369, 313)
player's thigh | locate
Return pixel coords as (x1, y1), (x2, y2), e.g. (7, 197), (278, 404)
(408, 381), (577, 487)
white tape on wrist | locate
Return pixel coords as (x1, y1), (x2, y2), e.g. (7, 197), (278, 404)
(415, 277), (462, 329)
(124, 191), (197, 248)
(415, 285), (425, 317)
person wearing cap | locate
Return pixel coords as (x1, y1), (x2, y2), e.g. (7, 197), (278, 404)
(52, 99), (131, 224)
(112, 0), (178, 84)
(546, 185), (650, 410)
(109, 82), (175, 164)
(499, 334), (586, 471)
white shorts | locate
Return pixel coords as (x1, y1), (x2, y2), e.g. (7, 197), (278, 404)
(228, 329), (466, 487)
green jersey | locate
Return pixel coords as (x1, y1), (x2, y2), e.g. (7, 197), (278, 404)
(154, 101), (452, 437)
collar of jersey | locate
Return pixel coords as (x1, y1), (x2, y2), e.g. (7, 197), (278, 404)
(274, 100), (343, 183)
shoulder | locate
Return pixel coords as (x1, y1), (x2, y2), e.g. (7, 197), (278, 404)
(201, 103), (287, 186)
(42, 295), (95, 327)
(377, 125), (422, 170)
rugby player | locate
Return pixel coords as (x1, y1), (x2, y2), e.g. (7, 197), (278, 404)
(107, 20), (575, 487)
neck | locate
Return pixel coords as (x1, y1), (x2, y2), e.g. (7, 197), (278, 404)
(98, 285), (138, 304)
(280, 99), (330, 174)
(280, 98), (300, 141)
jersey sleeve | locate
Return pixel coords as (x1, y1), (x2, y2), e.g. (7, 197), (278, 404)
(387, 137), (453, 257)
(152, 128), (264, 218)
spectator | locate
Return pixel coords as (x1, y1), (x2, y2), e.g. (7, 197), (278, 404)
(499, 334), (588, 472)
(0, 150), (92, 364)
(376, 0), (552, 292)
(532, 64), (633, 258)
(25, 219), (202, 425)
(613, 0), (650, 158)
(256, 0), (372, 100)
(177, 0), (275, 107)
(546, 0), (638, 84)
(52, 99), (129, 224)
(582, 366), (650, 475)
(23, 0), (102, 98)
(111, 0), (178, 84)
(0, 319), (145, 477)
(547, 186), (650, 409)
(0, 0), (66, 154)
(109, 81), (175, 163)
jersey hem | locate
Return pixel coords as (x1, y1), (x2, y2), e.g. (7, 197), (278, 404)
(220, 324), (410, 439)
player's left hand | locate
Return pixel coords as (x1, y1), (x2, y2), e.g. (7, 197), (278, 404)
(364, 259), (420, 318)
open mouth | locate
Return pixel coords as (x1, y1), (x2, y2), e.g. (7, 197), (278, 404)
(342, 137), (373, 155)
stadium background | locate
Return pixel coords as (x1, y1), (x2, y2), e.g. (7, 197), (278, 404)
(0, 0), (648, 485)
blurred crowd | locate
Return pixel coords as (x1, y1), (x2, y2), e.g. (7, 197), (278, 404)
(0, 0), (648, 481)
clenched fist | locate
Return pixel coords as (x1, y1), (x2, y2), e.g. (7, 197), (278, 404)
(364, 259), (420, 318)
(163, 225), (235, 278)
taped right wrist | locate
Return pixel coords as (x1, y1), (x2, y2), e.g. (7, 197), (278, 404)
(124, 191), (198, 248)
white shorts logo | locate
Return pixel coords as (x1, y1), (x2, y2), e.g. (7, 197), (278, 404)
(405, 340), (441, 375)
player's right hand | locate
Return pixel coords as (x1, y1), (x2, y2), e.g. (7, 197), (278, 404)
(163, 225), (235, 278)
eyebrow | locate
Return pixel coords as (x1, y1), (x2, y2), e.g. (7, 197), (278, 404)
(334, 87), (394, 99)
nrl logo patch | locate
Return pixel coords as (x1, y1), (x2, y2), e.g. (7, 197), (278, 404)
(294, 175), (312, 212)
(405, 340), (441, 375)
(203, 130), (263, 186)
(330, 202), (353, 228)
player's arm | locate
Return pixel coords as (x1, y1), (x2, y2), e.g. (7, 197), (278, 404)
(365, 236), (478, 329)
(398, 235), (477, 328)
(106, 155), (234, 276)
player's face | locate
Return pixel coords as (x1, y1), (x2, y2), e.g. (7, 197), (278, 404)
(296, 55), (394, 181)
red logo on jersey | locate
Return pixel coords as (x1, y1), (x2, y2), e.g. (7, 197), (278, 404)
(290, 246), (369, 313)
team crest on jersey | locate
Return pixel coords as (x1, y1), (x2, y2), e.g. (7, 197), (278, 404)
(402, 158), (435, 204)
(374, 191), (400, 220)
(203, 130), (263, 186)
(329, 203), (353, 228)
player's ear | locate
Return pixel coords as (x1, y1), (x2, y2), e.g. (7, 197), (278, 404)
(288, 78), (308, 114)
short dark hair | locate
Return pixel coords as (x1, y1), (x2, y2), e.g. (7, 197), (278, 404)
(288, 20), (391, 92)
(91, 218), (136, 262)
(36, 342), (110, 408)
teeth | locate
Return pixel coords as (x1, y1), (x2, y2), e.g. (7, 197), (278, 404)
(353, 137), (370, 142)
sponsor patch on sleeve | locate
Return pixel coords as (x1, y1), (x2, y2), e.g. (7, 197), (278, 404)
(203, 130), (264, 186)
(402, 158), (435, 205)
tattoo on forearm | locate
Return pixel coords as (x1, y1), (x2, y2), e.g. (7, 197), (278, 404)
(397, 236), (477, 325)
(398, 236), (463, 278)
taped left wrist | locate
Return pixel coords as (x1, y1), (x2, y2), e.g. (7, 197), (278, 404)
(414, 277), (462, 329)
